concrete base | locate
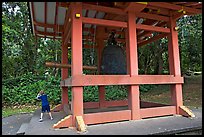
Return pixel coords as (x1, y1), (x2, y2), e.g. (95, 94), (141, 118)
(24, 108), (202, 135)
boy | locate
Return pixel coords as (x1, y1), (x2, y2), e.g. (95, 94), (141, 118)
(36, 90), (53, 122)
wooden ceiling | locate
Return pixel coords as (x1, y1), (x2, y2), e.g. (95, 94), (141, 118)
(29, 2), (202, 44)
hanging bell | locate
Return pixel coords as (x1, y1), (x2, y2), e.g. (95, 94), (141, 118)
(100, 31), (127, 75)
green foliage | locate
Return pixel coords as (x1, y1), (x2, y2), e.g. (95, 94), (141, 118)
(178, 14), (202, 73)
(2, 72), (156, 106)
(139, 85), (157, 92)
(105, 86), (128, 101)
(2, 73), (62, 106)
(83, 86), (99, 102)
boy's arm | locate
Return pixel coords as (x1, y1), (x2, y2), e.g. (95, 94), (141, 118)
(36, 93), (41, 100)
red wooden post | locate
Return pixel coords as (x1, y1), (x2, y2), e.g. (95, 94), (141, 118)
(96, 26), (106, 108)
(71, 2), (84, 126)
(61, 42), (69, 108)
(127, 12), (140, 120)
(167, 13), (183, 114)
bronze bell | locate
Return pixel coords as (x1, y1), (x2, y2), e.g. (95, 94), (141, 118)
(100, 31), (127, 75)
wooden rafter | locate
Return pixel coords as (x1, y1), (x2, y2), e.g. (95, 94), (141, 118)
(82, 3), (126, 15)
(138, 21), (166, 40)
(54, 2), (59, 40)
(137, 19), (158, 36)
(31, 2), (37, 36)
(63, 4), (71, 46)
(138, 33), (168, 47)
(36, 30), (61, 37)
(148, 2), (202, 14)
(145, 5), (170, 16)
(82, 9), (88, 30)
(33, 21), (63, 32)
(172, 2), (187, 5)
(182, 2), (199, 7)
(58, 2), (70, 8)
(36, 35), (61, 40)
(44, 2), (47, 38)
(191, 3), (202, 9)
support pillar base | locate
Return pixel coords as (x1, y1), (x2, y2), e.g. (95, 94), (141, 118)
(76, 116), (87, 132)
(179, 106), (195, 118)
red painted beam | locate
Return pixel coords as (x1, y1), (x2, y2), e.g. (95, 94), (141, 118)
(135, 12), (169, 22)
(61, 75), (184, 87)
(82, 17), (127, 28)
(124, 2), (147, 13)
(140, 101), (169, 108)
(140, 106), (176, 118)
(84, 110), (131, 125)
(58, 2), (70, 8)
(84, 100), (128, 109)
(138, 21), (167, 38)
(138, 33), (168, 47)
(136, 24), (170, 33)
(84, 102), (99, 109)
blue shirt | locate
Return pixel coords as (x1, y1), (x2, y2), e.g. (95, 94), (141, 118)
(37, 94), (49, 106)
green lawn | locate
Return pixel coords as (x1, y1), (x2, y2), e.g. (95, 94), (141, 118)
(2, 105), (38, 118)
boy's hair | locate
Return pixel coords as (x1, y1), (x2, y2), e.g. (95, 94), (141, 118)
(39, 90), (45, 95)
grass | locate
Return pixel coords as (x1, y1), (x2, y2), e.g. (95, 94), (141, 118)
(2, 105), (39, 118)
(141, 75), (202, 108)
(2, 75), (202, 118)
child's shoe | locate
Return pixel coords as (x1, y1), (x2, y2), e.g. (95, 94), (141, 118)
(39, 118), (43, 122)
(50, 117), (53, 120)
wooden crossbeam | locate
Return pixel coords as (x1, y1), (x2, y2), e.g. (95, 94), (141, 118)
(136, 24), (170, 33)
(135, 12), (169, 22)
(61, 75), (184, 87)
(45, 62), (97, 70)
(84, 110), (131, 125)
(124, 2), (147, 13)
(137, 21), (167, 39)
(138, 33), (168, 47)
(140, 106), (176, 118)
(82, 17), (127, 28)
